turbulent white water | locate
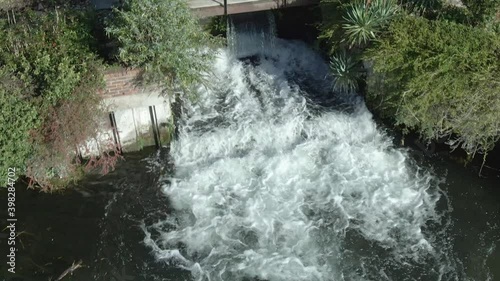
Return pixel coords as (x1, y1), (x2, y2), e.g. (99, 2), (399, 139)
(142, 24), (453, 281)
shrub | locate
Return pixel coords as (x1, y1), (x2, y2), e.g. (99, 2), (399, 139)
(25, 59), (121, 191)
(206, 15), (228, 38)
(105, 0), (220, 92)
(398, 0), (442, 17)
(0, 9), (120, 190)
(461, 0), (499, 29)
(0, 70), (40, 184)
(365, 15), (500, 157)
(0, 10), (98, 103)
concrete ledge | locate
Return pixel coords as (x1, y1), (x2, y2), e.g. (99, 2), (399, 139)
(104, 91), (169, 111)
(90, 0), (318, 17)
(82, 66), (174, 155)
(191, 0), (318, 17)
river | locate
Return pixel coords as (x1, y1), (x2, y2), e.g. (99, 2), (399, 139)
(1, 15), (499, 281)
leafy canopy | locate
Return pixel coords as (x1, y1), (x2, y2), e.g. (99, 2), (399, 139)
(365, 15), (500, 155)
(0, 10), (99, 106)
(106, 0), (220, 91)
(0, 9), (117, 189)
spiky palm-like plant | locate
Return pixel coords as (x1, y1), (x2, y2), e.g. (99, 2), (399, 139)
(371, 0), (399, 24)
(329, 49), (363, 93)
(342, 2), (378, 46)
(342, 0), (398, 47)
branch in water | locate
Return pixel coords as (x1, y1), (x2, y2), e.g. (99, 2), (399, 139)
(54, 260), (83, 281)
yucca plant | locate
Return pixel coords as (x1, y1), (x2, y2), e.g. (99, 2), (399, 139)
(371, 0), (399, 23)
(342, 2), (378, 46)
(342, 0), (399, 47)
(329, 49), (363, 93)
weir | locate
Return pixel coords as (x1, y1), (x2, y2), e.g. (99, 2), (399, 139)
(81, 6), (314, 157)
(136, 13), (474, 281)
(79, 68), (173, 157)
(81, 9), (308, 157)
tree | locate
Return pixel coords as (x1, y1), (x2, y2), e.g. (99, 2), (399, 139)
(0, 9), (120, 190)
(365, 15), (500, 158)
(105, 0), (220, 92)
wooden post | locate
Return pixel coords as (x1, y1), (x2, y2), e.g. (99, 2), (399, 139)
(154, 106), (161, 147)
(224, 0), (227, 16)
(109, 112), (122, 153)
(149, 106), (161, 148)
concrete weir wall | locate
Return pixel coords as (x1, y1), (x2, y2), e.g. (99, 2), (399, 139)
(82, 67), (172, 157)
(90, 0), (319, 18)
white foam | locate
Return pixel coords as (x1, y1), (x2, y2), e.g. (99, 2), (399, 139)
(143, 34), (442, 281)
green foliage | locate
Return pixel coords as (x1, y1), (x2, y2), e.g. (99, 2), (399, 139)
(461, 0), (499, 28)
(342, 1), (380, 46)
(320, 0), (399, 52)
(436, 4), (473, 25)
(0, 70), (40, 183)
(318, 0), (346, 54)
(365, 15), (500, 155)
(0, 9), (98, 105)
(0, 9), (119, 190)
(329, 49), (363, 92)
(206, 15), (228, 38)
(399, 0), (442, 16)
(371, 0), (400, 20)
(106, 0), (220, 92)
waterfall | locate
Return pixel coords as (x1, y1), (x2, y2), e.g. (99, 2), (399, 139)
(141, 15), (461, 281)
(227, 12), (277, 59)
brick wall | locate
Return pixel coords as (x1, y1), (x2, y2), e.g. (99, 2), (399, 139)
(99, 67), (142, 98)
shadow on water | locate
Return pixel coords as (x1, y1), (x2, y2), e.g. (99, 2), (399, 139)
(0, 147), (191, 281)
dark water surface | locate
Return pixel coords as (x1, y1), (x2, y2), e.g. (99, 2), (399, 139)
(0, 146), (499, 281)
(0, 148), (188, 281)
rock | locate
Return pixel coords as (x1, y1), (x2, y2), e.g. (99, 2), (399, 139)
(445, 0), (465, 8)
